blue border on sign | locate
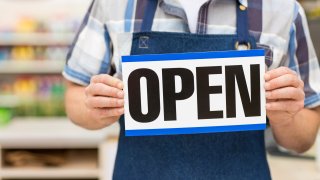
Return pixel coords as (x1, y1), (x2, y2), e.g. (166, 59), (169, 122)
(122, 49), (265, 63)
(125, 123), (266, 136)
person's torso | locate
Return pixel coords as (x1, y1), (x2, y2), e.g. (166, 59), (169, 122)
(112, 0), (272, 179)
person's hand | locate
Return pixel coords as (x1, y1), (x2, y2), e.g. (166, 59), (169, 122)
(84, 74), (124, 127)
(265, 67), (305, 127)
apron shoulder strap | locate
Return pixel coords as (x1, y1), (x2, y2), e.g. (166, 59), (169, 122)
(236, 1), (250, 45)
(197, 0), (251, 47)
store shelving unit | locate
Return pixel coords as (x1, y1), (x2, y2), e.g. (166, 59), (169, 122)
(0, 60), (65, 74)
(0, 33), (74, 46)
(0, 118), (120, 180)
(0, 1), (119, 180)
(1, 168), (99, 179)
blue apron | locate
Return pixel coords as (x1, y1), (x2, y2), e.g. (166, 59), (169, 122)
(113, 1), (271, 179)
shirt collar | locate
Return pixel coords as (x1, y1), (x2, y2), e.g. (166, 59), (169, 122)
(159, 0), (248, 25)
(162, 0), (248, 8)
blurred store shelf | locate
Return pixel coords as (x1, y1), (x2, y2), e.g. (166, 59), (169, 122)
(0, 33), (75, 46)
(0, 60), (65, 74)
(1, 167), (99, 179)
(0, 95), (19, 108)
(0, 117), (120, 149)
(1, 148), (99, 179)
(1, 148), (99, 178)
(0, 118), (119, 179)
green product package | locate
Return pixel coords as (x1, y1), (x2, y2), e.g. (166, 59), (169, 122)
(0, 107), (12, 126)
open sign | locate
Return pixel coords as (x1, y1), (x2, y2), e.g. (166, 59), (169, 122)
(122, 50), (266, 136)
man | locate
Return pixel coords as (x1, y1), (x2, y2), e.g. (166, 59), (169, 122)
(63, 0), (320, 179)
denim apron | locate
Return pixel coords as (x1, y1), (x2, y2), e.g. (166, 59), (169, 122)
(113, 1), (271, 179)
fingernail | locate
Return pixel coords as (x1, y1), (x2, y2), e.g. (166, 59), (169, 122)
(117, 91), (124, 98)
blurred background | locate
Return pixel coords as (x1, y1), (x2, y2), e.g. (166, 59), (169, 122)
(0, 0), (319, 179)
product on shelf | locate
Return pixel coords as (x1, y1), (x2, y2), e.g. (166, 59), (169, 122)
(0, 107), (12, 126)
(16, 17), (39, 33)
(0, 76), (66, 117)
(0, 47), (10, 60)
(11, 15), (80, 34)
(11, 46), (35, 60)
(4, 150), (67, 167)
(0, 46), (69, 61)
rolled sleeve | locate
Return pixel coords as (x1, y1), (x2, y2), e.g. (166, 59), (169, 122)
(288, 3), (320, 108)
(63, 0), (112, 86)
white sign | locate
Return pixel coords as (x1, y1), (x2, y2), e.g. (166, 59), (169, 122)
(122, 50), (266, 136)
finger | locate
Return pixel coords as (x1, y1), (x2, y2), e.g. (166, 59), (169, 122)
(299, 79), (304, 89)
(265, 74), (302, 90)
(266, 100), (304, 112)
(86, 83), (124, 98)
(93, 107), (125, 118)
(91, 74), (124, 89)
(266, 98), (278, 103)
(266, 87), (305, 100)
(265, 67), (296, 81)
(86, 97), (124, 108)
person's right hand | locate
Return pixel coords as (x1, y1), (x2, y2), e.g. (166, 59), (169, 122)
(84, 74), (124, 127)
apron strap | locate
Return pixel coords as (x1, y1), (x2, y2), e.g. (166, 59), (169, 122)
(236, 1), (250, 46)
(197, 0), (251, 47)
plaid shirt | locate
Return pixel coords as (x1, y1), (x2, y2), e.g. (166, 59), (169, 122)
(63, 0), (320, 108)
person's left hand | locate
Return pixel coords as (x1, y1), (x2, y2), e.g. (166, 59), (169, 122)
(265, 67), (305, 127)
